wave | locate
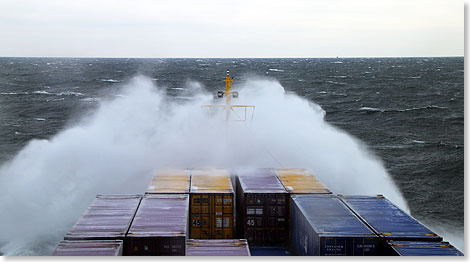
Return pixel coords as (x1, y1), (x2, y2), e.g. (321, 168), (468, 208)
(268, 69), (284, 72)
(56, 91), (84, 96)
(101, 79), (120, 83)
(80, 97), (100, 102)
(359, 105), (448, 113)
(32, 91), (53, 95)
(0, 92), (29, 95)
(359, 107), (384, 112)
(34, 118), (46, 121)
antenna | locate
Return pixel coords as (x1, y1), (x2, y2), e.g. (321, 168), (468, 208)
(202, 70), (255, 121)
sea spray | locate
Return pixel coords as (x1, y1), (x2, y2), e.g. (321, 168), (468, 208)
(0, 75), (408, 255)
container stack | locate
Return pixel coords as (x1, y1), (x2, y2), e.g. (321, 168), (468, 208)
(54, 167), (458, 256)
(186, 239), (250, 256)
(53, 240), (124, 256)
(290, 194), (380, 255)
(189, 168), (234, 239)
(235, 168), (289, 245)
(125, 194), (189, 255)
(339, 195), (443, 255)
(64, 195), (142, 241)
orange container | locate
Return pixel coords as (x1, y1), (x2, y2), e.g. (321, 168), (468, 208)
(274, 168), (331, 194)
(146, 169), (191, 194)
(189, 168), (234, 239)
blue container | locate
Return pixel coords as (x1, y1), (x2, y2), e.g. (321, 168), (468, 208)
(340, 196), (442, 242)
(387, 241), (463, 256)
(249, 246), (292, 256)
(290, 195), (380, 256)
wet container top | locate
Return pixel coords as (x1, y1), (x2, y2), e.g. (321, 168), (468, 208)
(388, 241), (463, 256)
(340, 195), (442, 241)
(291, 194), (376, 237)
(186, 239), (250, 256)
(53, 240), (123, 256)
(190, 168), (233, 193)
(275, 168), (331, 194)
(146, 169), (191, 194)
(237, 168), (286, 193)
(65, 195), (142, 240)
(127, 194), (189, 238)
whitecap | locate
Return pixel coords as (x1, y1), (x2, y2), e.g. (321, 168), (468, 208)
(34, 118), (46, 121)
(359, 107), (384, 112)
(80, 97), (100, 102)
(268, 69), (284, 72)
(57, 91), (84, 96)
(32, 91), (53, 95)
(331, 61), (343, 64)
(101, 79), (120, 83)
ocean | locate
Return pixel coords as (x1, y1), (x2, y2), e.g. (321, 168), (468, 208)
(0, 57), (463, 255)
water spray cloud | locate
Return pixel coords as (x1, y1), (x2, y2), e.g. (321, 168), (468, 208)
(0, 75), (408, 255)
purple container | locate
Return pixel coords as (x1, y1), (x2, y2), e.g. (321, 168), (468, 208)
(235, 168), (289, 245)
(186, 239), (250, 256)
(125, 194), (189, 256)
(52, 240), (123, 256)
(64, 195), (142, 241)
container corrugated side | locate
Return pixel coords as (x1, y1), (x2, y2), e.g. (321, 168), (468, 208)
(274, 168), (331, 194)
(125, 194), (189, 256)
(186, 239), (250, 256)
(53, 240), (123, 256)
(387, 241), (463, 256)
(145, 169), (191, 194)
(290, 194), (380, 256)
(189, 168), (234, 239)
(64, 195), (142, 241)
(235, 168), (289, 245)
(340, 195), (442, 242)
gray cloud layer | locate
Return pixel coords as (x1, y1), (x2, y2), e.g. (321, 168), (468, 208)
(0, 0), (463, 57)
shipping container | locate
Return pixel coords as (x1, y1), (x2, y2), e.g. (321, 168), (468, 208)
(52, 240), (123, 256)
(274, 168), (331, 194)
(339, 195), (442, 242)
(290, 194), (380, 256)
(249, 246), (292, 256)
(125, 194), (189, 256)
(64, 195), (142, 241)
(386, 241), (463, 256)
(146, 169), (191, 194)
(186, 239), (250, 256)
(235, 168), (289, 245)
(189, 168), (234, 239)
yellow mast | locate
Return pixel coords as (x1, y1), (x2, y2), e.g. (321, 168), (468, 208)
(201, 70), (255, 121)
(224, 71), (233, 121)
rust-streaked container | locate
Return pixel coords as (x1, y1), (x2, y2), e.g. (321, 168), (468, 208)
(53, 240), (123, 256)
(235, 168), (289, 245)
(64, 195), (142, 241)
(125, 194), (189, 256)
(189, 168), (234, 239)
(186, 239), (251, 256)
(274, 168), (331, 194)
(146, 169), (191, 194)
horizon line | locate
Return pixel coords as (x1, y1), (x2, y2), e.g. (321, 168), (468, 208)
(0, 55), (464, 59)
